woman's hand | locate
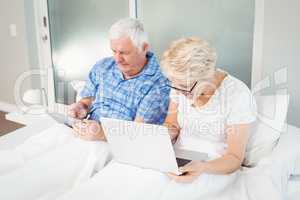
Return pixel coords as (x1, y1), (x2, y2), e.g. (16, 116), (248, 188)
(167, 124), (250, 181)
(73, 119), (105, 141)
(167, 160), (207, 183)
(164, 123), (180, 144)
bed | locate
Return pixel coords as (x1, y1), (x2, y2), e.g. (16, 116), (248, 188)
(0, 115), (300, 200)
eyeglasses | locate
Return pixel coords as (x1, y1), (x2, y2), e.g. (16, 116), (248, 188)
(167, 81), (198, 93)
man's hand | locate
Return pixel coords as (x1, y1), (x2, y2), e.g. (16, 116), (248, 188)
(73, 119), (105, 141)
(68, 102), (88, 119)
(167, 161), (207, 183)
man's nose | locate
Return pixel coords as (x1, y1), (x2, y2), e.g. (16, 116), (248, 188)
(114, 53), (123, 63)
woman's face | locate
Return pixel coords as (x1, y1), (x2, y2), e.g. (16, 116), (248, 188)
(169, 77), (216, 99)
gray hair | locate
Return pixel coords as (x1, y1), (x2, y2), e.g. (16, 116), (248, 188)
(161, 37), (217, 101)
(161, 37), (217, 83)
(109, 18), (149, 51)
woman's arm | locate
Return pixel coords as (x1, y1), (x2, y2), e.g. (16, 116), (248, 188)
(201, 124), (250, 174)
(168, 123), (251, 183)
(163, 101), (181, 143)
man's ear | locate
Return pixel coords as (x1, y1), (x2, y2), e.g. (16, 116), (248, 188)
(142, 42), (150, 53)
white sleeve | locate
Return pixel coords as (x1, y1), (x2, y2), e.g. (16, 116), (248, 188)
(169, 89), (180, 104)
(226, 88), (257, 125)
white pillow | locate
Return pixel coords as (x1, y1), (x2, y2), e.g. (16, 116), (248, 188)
(243, 94), (289, 166)
(295, 157), (300, 175)
(270, 124), (300, 176)
(287, 125), (300, 175)
(70, 80), (86, 102)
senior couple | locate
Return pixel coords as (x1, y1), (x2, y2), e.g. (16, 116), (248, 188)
(63, 18), (256, 200)
(0, 18), (256, 200)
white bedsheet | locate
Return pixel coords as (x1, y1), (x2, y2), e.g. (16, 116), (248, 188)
(0, 123), (112, 200)
(59, 133), (293, 200)
(0, 123), (297, 200)
(58, 158), (287, 200)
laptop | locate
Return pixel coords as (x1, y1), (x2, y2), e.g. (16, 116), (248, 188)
(101, 117), (208, 175)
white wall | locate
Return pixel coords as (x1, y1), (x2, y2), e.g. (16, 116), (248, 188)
(1, 0), (299, 126)
(259, 0), (300, 127)
(0, 0), (39, 111)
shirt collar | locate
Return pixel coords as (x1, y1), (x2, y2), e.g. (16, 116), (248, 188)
(142, 51), (157, 76)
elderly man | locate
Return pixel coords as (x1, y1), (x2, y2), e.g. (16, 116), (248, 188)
(0, 18), (170, 200)
(69, 18), (170, 141)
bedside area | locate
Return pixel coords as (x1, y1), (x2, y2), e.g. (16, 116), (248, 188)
(0, 111), (57, 149)
(0, 111), (24, 136)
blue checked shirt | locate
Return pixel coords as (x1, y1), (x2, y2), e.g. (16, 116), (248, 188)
(80, 52), (170, 124)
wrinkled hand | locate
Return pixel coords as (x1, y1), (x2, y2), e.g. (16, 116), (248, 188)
(167, 161), (207, 183)
(73, 119), (104, 141)
(68, 102), (88, 119)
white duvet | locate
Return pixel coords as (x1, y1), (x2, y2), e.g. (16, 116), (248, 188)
(0, 123), (291, 200)
(0, 124), (112, 200)
(57, 158), (288, 200)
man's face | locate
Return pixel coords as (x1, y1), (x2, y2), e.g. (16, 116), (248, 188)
(110, 36), (147, 75)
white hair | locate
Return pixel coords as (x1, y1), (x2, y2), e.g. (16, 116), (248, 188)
(161, 37), (217, 100)
(109, 18), (149, 51)
(161, 37), (217, 83)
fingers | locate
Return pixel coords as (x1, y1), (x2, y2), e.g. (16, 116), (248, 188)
(77, 109), (88, 119)
(166, 172), (197, 183)
(179, 160), (203, 173)
(73, 120), (88, 137)
(68, 107), (78, 118)
(166, 172), (178, 179)
(175, 175), (197, 183)
(178, 161), (195, 173)
(72, 120), (102, 141)
(68, 103), (88, 119)
(88, 121), (102, 136)
(68, 109), (77, 118)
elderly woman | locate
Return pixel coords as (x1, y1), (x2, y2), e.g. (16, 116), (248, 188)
(58, 37), (257, 200)
(161, 37), (256, 182)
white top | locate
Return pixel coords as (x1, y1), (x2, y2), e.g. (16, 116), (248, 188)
(171, 70), (257, 159)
